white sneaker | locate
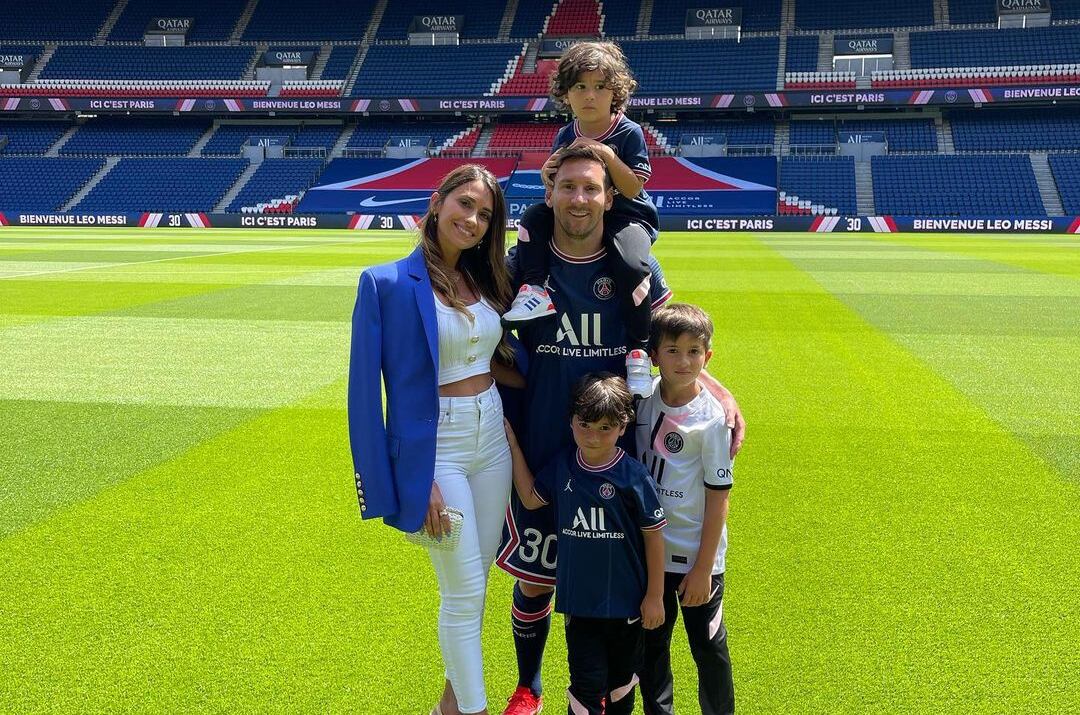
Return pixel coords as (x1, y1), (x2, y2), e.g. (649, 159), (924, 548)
(501, 284), (555, 328)
(625, 349), (654, 398)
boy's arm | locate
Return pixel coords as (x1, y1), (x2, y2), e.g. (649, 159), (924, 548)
(641, 528), (666, 629)
(679, 488), (729, 607)
(503, 419), (546, 510)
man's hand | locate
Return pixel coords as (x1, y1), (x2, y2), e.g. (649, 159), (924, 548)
(678, 567), (713, 608)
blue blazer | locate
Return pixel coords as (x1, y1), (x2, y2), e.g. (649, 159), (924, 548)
(348, 246), (441, 533)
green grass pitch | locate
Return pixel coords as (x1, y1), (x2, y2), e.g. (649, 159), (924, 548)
(0, 227), (1077, 713)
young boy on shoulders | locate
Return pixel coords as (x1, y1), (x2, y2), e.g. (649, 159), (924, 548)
(504, 372), (666, 715)
(635, 303), (736, 715)
(501, 41), (661, 399)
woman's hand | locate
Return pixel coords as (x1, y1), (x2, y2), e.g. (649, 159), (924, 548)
(503, 418), (521, 452)
(424, 482), (451, 539)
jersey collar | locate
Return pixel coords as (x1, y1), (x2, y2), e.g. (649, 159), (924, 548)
(551, 241), (606, 264)
(576, 447), (624, 472)
(574, 112), (622, 142)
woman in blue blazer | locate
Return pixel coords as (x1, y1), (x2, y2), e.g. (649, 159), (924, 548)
(349, 164), (522, 715)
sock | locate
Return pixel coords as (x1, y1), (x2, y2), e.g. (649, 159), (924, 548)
(511, 582), (553, 696)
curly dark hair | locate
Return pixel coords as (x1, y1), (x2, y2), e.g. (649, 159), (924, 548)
(549, 41), (638, 114)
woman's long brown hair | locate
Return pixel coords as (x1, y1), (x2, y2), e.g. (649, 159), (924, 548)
(417, 163), (515, 362)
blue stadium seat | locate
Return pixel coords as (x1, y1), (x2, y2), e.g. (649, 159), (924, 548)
(667, 119), (775, 149)
(227, 159), (325, 211)
(601, 0), (642, 37)
(872, 155), (1045, 215)
(41, 46), (255, 80)
(1048, 155), (1080, 213)
(786, 35), (819, 74)
(0, 1), (114, 41)
(347, 121), (472, 150)
(951, 109), (1080, 152)
(947, 0), (997, 24)
(621, 38), (779, 93)
(76, 158), (247, 212)
(61, 117), (210, 156)
(243, 0), (378, 41)
(795, 0), (933, 29)
(510, 0), (558, 38)
(321, 46), (358, 81)
(0, 120), (72, 155)
(789, 121), (836, 146)
(650, 0), (780, 34)
(780, 157), (857, 213)
(108, 0), (248, 41)
(351, 44), (522, 96)
(378, 0), (505, 40)
(911, 27), (1080, 68)
(0, 158), (104, 211)
(839, 119), (937, 152)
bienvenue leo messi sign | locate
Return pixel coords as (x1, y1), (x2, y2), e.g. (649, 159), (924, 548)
(2, 212), (1078, 234)
(6, 86), (1080, 114)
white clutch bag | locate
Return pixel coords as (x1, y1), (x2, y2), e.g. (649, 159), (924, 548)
(403, 507), (464, 551)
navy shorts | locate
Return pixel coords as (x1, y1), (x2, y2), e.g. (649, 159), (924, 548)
(495, 489), (557, 586)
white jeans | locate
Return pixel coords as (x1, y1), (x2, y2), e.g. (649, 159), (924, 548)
(428, 381), (512, 713)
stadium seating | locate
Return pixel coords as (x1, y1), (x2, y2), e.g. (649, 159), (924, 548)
(7, 80), (269, 97)
(290, 124), (343, 150)
(795, 0), (933, 30)
(786, 35), (820, 74)
(204, 124), (294, 156)
(243, 0), (378, 41)
(951, 109), (1080, 152)
(650, 0), (781, 34)
(785, 71), (857, 90)
(488, 123), (560, 152)
(779, 157), (857, 215)
(227, 158), (325, 212)
(946, 0), (997, 25)
(280, 81), (343, 98)
(377, 0), (505, 39)
(655, 119), (775, 151)
(0, 1), (114, 41)
(61, 117), (210, 156)
(621, 38), (779, 93)
(789, 121), (836, 148)
(321, 47), (358, 81)
(872, 65), (1080, 88)
(546, 0), (602, 36)
(510, 0), (559, 38)
(1048, 154), (1080, 214)
(911, 27), (1080, 69)
(0, 157), (104, 211)
(838, 118), (938, 152)
(872, 155), (1045, 215)
(0, 121), (71, 155)
(599, 0), (642, 37)
(76, 158), (247, 212)
(351, 44), (522, 96)
(108, 0), (248, 41)
(40, 46), (255, 81)
(498, 58), (558, 96)
(346, 121), (474, 153)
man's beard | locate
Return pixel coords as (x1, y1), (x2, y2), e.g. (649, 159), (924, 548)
(556, 211), (600, 241)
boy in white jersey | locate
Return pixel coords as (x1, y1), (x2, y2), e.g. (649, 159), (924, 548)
(635, 303), (735, 715)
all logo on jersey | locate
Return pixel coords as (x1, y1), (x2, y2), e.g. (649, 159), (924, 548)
(572, 506), (606, 531)
(664, 432), (684, 453)
(599, 482), (615, 499)
(593, 277), (615, 301)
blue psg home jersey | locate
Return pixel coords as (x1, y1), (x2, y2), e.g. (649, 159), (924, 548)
(533, 447), (667, 619)
(516, 242), (671, 471)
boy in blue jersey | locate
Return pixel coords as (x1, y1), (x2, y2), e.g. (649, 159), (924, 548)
(636, 304), (736, 715)
(505, 373), (666, 715)
(501, 41), (660, 400)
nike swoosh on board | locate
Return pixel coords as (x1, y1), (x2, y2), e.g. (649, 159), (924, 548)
(357, 196), (427, 208)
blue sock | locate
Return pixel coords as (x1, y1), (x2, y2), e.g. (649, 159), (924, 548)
(511, 582), (553, 697)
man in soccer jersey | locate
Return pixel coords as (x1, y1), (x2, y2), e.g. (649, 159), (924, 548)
(505, 372), (667, 715)
(495, 145), (745, 715)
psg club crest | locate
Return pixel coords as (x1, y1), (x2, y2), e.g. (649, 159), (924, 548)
(664, 432), (684, 453)
(592, 276), (615, 300)
(599, 482), (615, 499)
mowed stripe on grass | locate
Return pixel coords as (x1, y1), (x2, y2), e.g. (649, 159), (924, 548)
(0, 228), (1077, 713)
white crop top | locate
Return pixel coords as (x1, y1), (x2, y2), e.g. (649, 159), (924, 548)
(433, 291), (503, 386)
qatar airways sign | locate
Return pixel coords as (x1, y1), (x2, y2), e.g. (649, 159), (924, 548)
(146, 17), (193, 34)
(685, 8), (743, 27)
(998, 0), (1050, 13)
(408, 15), (464, 33)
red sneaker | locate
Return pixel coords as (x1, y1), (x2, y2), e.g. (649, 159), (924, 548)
(502, 686), (543, 715)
